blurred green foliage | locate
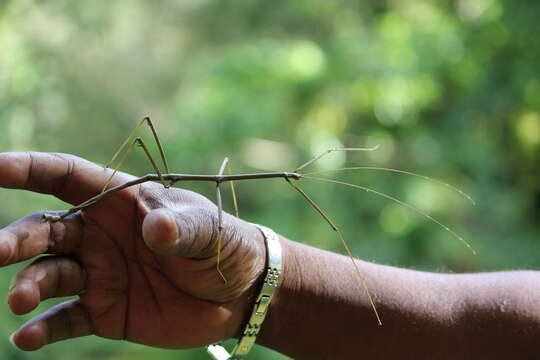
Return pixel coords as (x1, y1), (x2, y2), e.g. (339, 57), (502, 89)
(1, 0), (539, 358)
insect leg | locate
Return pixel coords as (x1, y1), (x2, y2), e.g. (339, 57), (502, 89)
(101, 136), (168, 195)
(47, 136), (169, 223)
(285, 178), (382, 325)
(106, 116), (170, 175)
(226, 161), (240, 218)
(215, 157), (229, 283)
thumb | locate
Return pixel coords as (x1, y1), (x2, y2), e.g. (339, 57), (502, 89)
(142, 207), (217, 259)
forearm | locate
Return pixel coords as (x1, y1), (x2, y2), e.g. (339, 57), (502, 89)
(257, 238), (540, 359)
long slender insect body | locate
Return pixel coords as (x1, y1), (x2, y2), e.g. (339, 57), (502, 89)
(43, 116), (475, 326)
(41, 171), (301, 222)
(169, 172), (302, 182)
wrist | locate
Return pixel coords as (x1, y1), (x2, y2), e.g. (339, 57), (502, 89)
(233, 225), (268, 337)
(208, 224), (282, 359)
(256, 237), (302, 351)
(256, 239), (378, 359)
(223, 220), (267, 337)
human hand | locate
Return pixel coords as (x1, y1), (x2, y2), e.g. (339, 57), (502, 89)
(0, 152), (266, 351)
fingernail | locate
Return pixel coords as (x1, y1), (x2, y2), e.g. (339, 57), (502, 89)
(9, 332), (15, 346)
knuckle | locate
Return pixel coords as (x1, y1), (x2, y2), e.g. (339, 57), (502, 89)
(49, 153), (77, 197)
(0, 238), (16, 266)
(176, 207), (213, 258)
(176, 206), (224, 259)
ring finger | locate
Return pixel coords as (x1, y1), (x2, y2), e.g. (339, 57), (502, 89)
(9, 255), (86, 315)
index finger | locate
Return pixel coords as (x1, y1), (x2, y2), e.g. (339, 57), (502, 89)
(0, 152), (133, 206)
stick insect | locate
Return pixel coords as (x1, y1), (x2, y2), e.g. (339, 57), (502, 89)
(43, 116), (476, 326)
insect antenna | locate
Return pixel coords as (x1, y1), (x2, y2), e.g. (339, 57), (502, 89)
(294, 146), (380, 173)
(302, 167), (475, 206)
(285, 178), (382, 325)
(301, 175), (476, 255)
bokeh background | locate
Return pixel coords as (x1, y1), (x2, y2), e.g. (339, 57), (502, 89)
(1, 0), (539, 359)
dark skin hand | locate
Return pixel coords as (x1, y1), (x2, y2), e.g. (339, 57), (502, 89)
(0, 152), (266, 350)
(3, 151), (540, 359)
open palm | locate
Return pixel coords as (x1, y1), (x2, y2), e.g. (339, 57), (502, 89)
(0, 152), (265, 351)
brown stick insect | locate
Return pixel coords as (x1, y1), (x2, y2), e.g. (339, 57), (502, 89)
(42, 116), (476, 325)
